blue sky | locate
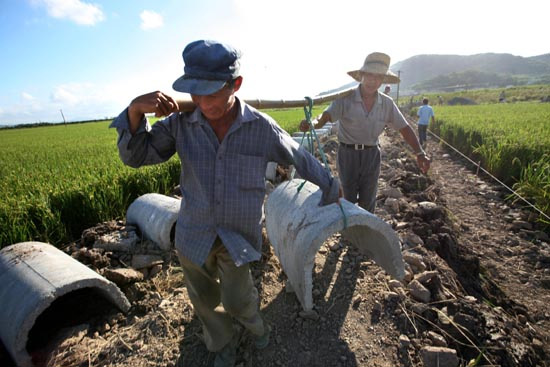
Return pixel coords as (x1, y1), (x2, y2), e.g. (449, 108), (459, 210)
(1, 0), (548, 125)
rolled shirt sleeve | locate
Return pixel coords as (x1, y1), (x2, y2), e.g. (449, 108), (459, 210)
(109, 108), (176, 168)
(264, 119), (340, 206)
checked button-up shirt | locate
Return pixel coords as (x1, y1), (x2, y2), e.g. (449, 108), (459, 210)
(111, 98), (339, 267)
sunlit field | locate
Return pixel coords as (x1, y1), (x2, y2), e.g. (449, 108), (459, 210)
(430, 102), (550, 223)
(1, 95), (548, 248)
(0, 121), (180, 248)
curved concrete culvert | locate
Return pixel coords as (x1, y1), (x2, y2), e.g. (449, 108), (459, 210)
(126, 193), (181, 250)
(265, 179), (405, 311)
(0, 242), (130, 367)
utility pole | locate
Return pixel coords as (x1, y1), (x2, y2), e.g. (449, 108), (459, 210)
(60, 109), (66, 126)
(396, 70), (401, 105)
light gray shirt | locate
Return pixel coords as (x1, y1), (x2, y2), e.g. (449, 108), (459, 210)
(326, 86), (409, 146)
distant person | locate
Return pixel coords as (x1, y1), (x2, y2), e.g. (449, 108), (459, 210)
(499, 90), (506, 103)
(417, 98), (435, 147)
(110, 39), (341, 367)
(383, 85), (391, 95)
(438, 95), (443, 105)
(299, 52), (430, 213)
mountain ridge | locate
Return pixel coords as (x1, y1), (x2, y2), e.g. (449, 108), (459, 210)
(391, 52), (550, 93)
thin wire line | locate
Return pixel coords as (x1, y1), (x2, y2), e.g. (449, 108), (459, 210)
(414, 120), (550, 222)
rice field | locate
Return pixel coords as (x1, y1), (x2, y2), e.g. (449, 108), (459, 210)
(1, 100), (548, 248)
(0, 106), (321, 249)
(0, 121), (180, 248)
(430, 102), (550, 223)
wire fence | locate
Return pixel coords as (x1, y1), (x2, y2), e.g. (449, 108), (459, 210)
(412, 120), (550, 223)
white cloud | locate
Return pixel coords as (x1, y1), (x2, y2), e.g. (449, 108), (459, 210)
(50, 84), (85, 105)
(39, 0), (105, 26)
(0, 65), (182, 125)
(21, 92), (35, 101)
(0, 93), (45, 124)
(140, 10), (163, 30)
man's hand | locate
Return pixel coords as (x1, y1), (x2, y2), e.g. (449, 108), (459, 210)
(127, 91), (179, 134)
(299, 119), (311, 132)
(320, 178), (342, 206)
(129, 91), (179, 118)
(300, 112), (331, 133)
(416, 153), (431, 174)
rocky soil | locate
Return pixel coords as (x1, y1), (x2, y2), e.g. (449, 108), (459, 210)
(1, 123), (549, 367)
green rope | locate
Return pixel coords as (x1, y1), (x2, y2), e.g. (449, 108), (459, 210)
(297, 97), (315, 193)
(296, 96), (347, 228)
(338, 201), (348, 228)
(296, 180), (307, 192)
(302, 97), (330, 171)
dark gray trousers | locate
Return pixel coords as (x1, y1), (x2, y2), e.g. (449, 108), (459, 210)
(418, 124), (428, 145)
(337, 144), (381, 213)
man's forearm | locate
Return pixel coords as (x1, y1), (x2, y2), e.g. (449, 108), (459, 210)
(400, 126), (424, 154)
(127, 105), (145, 135)
(316, 111), (332, 129)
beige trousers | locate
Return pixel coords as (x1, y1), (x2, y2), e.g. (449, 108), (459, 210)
(177, 238), (265, 352)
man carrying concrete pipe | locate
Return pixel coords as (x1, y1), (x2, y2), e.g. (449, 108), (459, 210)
(300, 52), (430, 213)
(110, 39), (342, 367)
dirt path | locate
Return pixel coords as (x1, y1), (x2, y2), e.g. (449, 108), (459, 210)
(2, 126), (549, 367)
(425, 129), (550, 346)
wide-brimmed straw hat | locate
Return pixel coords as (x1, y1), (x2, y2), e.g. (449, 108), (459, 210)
(347, 52), (400, 84)
(172, 40), (241, 96)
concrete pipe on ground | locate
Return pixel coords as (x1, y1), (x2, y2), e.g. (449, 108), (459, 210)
(126, 193), (181, 251)
(265, 179), (405, 311)
(0, 242), (130, 367)
(124, 165), (294, 247)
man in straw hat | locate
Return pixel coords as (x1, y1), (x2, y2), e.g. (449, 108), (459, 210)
(111, 39), (341, 367)
(300, 52), (430, 213)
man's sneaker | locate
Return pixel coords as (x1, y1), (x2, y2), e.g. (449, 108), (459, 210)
(254, 324), (271, 350)
(214, 333), (239, 367)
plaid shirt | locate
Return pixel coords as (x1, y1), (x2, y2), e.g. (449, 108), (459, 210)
(110, 98), (339, 266)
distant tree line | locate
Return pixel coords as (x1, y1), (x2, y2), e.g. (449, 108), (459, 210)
(0, 118), (114, 130)
(412, 70), (534, 91)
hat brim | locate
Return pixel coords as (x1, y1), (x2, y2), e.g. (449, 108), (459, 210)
(347, 70), (400, 84)
(172, 76), (227, 96)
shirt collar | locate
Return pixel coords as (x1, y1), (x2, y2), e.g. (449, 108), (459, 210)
(353, 85), (382, 105)
(237, 96), (259, 124)
(187, 96), (256, 126)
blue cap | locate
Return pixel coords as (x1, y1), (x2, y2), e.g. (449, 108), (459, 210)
(172, 40), (241, 96)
